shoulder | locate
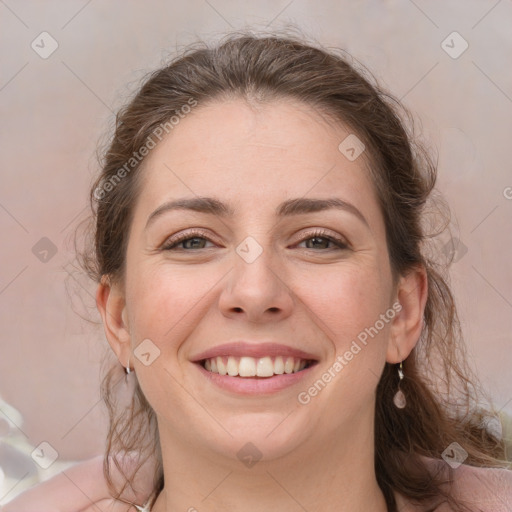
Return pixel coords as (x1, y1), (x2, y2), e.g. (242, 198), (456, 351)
(450, 462), (512, 511)
(426, 457), (512, 512)
(395, 458), (512, 512)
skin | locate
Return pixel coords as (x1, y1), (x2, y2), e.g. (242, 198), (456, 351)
(93, 97), (428, 512)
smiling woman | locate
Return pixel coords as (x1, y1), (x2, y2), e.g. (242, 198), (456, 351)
(4, 30), (511, 512)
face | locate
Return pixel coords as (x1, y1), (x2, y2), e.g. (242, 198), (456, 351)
(105, 98), (403, 464)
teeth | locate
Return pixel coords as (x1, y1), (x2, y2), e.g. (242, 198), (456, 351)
(284, 357), (295, 374)
(256, 356), (274, 377)
(239, 356), (256, 377)
(274, 356), (284, 374)
(217, 357), (227, 376)
(227, 356), (238, 376)
(202, 356), (310, 377)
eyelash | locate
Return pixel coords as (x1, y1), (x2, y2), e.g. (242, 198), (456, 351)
(161, 229), (349, 252)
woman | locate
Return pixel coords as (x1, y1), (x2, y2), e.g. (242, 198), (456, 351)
(3, 31), (511, 512)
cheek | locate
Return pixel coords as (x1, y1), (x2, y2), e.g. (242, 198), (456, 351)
(125, 262), (221, 358)
(297, 262), (391, 349)
(125, 265), (218, 416)
(292, 262), (393, 421)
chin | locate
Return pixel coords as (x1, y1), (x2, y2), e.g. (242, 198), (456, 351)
(198, 412), (312, 465)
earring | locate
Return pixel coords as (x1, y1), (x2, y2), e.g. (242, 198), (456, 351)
(124, 358), (133, 378)
(393, 361), (406, 409)
(120, 358), (136, 397)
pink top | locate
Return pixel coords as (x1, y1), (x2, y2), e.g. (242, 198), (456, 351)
(396, 460), (512, 512)
(448, 463), (512, 511)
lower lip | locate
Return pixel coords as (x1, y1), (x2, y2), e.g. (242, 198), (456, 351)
(194, 362), (316, 395)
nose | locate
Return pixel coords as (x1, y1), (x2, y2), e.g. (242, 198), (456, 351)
(217, 239), (294, 324)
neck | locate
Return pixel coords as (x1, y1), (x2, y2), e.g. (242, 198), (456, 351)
(151, 407), (389, 512)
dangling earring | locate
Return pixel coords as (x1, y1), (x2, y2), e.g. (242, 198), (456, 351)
(393, 361), (406, 409)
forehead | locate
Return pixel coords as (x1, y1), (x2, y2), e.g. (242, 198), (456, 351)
(134, 98), (381, 225)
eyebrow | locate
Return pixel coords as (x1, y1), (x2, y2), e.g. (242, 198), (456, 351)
(145, 196), (369, 229)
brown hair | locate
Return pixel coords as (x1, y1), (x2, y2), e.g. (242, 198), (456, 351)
(76, 29), (510, 511)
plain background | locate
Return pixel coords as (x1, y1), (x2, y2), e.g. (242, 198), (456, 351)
(1, 0), (511, 465)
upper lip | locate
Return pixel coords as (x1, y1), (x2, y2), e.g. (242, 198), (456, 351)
(190, 342), (319, 362)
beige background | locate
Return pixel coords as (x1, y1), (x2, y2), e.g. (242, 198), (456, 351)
(0, 0), (511, 466)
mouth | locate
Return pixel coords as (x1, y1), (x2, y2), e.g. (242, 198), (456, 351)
(191, 342), (320, 394)
(200, 356), (317, 378)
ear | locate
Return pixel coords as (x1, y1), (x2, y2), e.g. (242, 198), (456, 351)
(386, 265), (428, 363)
(96, 275), (132, 367)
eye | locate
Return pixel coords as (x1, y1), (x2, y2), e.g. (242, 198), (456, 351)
(296, 229), (349, 251)
(161, 229), (216, 251)
(161, 228), (349, 252)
